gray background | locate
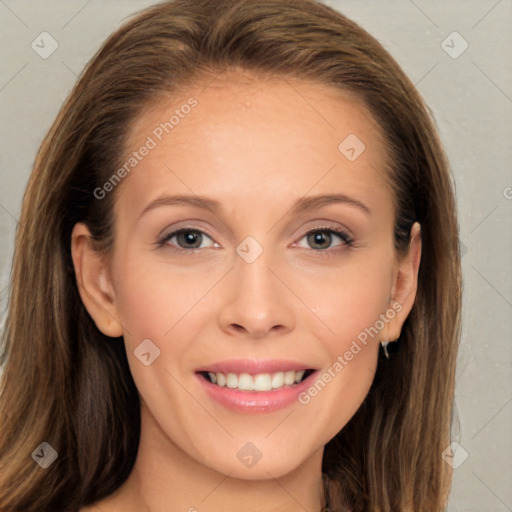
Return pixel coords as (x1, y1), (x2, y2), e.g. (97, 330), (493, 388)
(1, 1), (511, 510)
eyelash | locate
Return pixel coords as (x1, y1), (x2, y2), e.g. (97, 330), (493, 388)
(155, 225), (355, 256)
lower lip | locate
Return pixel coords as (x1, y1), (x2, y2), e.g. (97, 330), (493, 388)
(196, 372), (317, 413)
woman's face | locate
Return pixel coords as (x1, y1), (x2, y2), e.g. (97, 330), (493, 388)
(75, 71), (417, 479)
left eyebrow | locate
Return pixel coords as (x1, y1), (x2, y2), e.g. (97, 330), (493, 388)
(289, 193), (371, 216)
(137, 192), (371, 221)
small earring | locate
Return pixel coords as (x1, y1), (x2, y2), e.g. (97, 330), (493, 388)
(381, 341), (390, 359)
(380, 337), (399, 359)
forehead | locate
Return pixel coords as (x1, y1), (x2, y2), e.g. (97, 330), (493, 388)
(116, 73), (392, 220)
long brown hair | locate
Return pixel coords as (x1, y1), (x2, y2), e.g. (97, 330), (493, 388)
(0, 1), (461, 510)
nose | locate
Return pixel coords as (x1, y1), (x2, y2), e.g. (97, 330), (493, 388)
(217, 247), (296, 339)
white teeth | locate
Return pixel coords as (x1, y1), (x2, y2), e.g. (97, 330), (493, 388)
(238, 373), (254, 391)
(207, 369), (309, 391)
(226, 373), (238, 389)
(294, 370), (305, 383)
(284, 371), (296, 385)
(254, 373), (272, 391)
(271, 372), (284, 389)
(216, 373), (226, 387)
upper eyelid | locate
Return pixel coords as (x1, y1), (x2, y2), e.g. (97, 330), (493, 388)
(156, 215), (355, 241)
(159, 225), (352, 247)
(292, 227), (353, 247)
(158, 222), (228, 245)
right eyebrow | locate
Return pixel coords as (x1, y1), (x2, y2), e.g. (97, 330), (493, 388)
(138, 194), (223, 220)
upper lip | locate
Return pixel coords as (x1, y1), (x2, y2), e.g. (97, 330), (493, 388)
(195, 359), (316, 374)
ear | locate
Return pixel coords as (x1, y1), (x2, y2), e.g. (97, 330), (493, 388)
(381, 222), (422, 342)
(71, 222), (124, 338)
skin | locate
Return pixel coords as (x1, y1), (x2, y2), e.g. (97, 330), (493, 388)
(73, 69), (421, 512)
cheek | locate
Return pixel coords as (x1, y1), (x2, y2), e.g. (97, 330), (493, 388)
(110, 258), (215, 414)
(292, 252), (394, 345)
(111, 253), (218, 342)
(294, 263), (390, 436)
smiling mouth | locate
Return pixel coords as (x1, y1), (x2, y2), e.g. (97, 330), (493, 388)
(197, 369), (315, 392)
